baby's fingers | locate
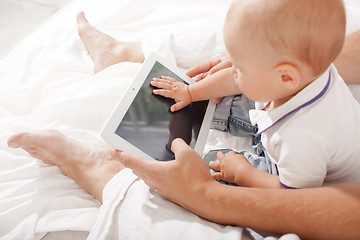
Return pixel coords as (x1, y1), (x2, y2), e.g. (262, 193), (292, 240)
(151, 79), (173, 90)
(153, 89), (173, 98)
(216, 151), (226, 161)
(211, 172), (224, 180)
(209, 160), (221, 171)
(160, 76), (177, 82)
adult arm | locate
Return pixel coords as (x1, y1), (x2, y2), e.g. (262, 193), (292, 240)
(206, 179), (360, 240)
(186, 31), (360, 86)
(334, 30), (360, 84)
(116, 139), (360, 240)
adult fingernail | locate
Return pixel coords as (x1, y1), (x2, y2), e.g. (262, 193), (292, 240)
(8, 141), (20, 148)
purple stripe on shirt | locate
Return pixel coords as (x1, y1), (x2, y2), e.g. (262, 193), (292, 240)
(256, 71), (331, 136)
(280, 181), (297, 189)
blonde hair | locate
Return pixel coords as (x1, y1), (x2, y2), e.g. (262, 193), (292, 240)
(232, 0), (346, 76)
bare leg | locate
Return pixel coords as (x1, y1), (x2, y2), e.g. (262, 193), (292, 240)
(77, 12), (145, 73)
(7, 130), (124, 202)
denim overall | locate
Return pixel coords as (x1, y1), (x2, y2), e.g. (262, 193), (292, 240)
(203, 94), (278, 185)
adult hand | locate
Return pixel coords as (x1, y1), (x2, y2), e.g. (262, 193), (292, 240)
(186, 55), (233, 104)
(114, 138), (215, 210)
(186, 55), (233, 81)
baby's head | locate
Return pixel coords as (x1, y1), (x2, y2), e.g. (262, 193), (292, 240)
(224, 0), (346, 104)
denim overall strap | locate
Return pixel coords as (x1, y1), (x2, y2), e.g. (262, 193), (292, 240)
(211, 95), (257, 137)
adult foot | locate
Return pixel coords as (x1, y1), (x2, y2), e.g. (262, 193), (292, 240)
(8, 130), (125, 202)
(8, 130), (92, 169)
(76, 12), (144, 73)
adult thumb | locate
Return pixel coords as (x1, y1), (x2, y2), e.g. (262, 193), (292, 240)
(112, 149), (149, 171)
(170, 138), (191, 157)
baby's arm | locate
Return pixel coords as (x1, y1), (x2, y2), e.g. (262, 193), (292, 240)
(189, 67), (241, 101)
(209, 151), (283, 189)
(152, 68), (241, 111)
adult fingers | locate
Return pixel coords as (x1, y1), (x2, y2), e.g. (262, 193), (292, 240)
(170, 138), (192, 159)
(170, 102), (187, 112)
(193, 73), (208, 82)
(185, 58), (222, 78)
(112, 150), (173, 192)
(113, 150), (156, 176)
(212, 97), (224, 104)
(208, 58), (233, 75)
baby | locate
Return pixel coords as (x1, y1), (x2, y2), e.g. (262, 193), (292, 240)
(151, 0), (360, 189)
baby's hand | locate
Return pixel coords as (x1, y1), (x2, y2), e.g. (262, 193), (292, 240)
(209, 151), (250, 184)
(151, 76), (192, 112)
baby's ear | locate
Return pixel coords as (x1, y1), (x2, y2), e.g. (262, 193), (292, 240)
(274, 63), (301, 90)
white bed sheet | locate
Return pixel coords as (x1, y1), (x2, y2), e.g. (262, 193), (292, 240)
(0, 0), (237, 239)
(0, 0), (359, 239)
(88, 169), (244, 240)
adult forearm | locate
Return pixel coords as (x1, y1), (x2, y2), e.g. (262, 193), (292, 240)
(334, 30), (360, 84)
(115, 137), (360, 239)
(190, 182), (360, 240)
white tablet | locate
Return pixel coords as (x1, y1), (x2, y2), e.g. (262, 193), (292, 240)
(101, 52), (215, 161)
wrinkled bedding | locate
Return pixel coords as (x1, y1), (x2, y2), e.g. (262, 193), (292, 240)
(0, 0), (359, 239)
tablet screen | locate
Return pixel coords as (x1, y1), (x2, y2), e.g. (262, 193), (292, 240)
(115, 61), (208, 161)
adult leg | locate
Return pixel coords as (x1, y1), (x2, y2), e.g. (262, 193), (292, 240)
(77, 12), (145, 73)
(7, 130), (124, 202)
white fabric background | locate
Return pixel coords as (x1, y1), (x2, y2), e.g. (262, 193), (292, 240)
(0, 0), (359, 239)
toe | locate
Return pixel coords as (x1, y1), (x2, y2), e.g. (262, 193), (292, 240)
(8, 132), (40, 148)
(8, 132), (26, 148)
(8, 130), (64, 149)
(76, 11), (88, 24)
